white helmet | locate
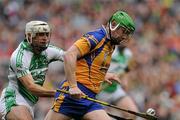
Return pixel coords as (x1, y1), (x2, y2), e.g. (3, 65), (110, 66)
(25, 20), (51, 43)
(25, 20), (51, 53)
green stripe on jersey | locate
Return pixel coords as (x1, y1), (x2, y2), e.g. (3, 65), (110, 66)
(17, 53), (48, 104)
(18, 81), (38, 104)
(16, 44), (24, 68)
(5, 87), (17, 113)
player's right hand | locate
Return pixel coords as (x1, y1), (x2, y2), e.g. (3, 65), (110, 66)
(69, 86), (84, 99)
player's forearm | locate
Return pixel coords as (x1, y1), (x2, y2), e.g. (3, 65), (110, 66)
(27, 84), (56, 97)
(64, 51), (77, 87)
(18, 75), (56, 97)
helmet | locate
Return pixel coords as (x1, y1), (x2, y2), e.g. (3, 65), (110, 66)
(25, 20), (51, 41)
(109, 11), (135, 33)
(25, 20), (51, 53)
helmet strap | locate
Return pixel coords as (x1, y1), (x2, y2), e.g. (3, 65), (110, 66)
(108, 21), (120, 45)
(26, 33), (33, 44)
(108, 22), (112, 40)
(108, 20), (120, 43)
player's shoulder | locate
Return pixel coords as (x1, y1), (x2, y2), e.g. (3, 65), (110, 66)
(84, 26), (107, 41)
(47, 44), (64, 51)
(10, 42), (33, 66)
(10, 42), (26, 58)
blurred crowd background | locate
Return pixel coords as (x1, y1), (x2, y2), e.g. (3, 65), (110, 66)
(0, 0), (179, 119)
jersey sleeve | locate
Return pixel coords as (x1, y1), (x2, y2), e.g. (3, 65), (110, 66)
(10, 52), (31, 78)
(47, 45), (64, 62)
(74, 32), (105, 56)
(74, 37), (91, 56)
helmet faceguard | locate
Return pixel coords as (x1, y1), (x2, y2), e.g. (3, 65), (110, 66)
(25, 21), (51, 54)
(108, 11), (135, 45)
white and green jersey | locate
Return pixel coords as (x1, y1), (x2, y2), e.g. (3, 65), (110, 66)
(101, 47), (133, 93)
(7, 40), (64, 104)
(108, 47), (132, 73)
(97, 47), (132, 103)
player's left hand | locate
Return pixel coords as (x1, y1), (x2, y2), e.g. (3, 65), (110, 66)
(104, 72), (121, 84)
(69, 86), (85, 99)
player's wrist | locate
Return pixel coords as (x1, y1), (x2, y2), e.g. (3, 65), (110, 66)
(69, 84), (78, 88)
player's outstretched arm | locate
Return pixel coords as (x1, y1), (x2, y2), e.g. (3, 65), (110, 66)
(64, 45), (84, 99)
(18, 74), (56, 97)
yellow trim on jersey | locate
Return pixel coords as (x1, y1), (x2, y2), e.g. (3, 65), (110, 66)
(53, 93), (65, 112)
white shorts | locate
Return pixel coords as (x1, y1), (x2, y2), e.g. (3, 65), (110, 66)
(96, 85), (127, 103)
(0, 86), (35, 120)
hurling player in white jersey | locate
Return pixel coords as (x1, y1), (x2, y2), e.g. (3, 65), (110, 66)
(0, 21), (64, 120)
(97, 46), (139, 119)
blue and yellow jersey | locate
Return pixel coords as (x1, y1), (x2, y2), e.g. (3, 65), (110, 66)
(64, 26), (115, 93)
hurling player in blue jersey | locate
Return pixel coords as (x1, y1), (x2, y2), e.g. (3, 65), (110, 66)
(45, 10), (135, 120)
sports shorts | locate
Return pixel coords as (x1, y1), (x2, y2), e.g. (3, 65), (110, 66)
(52, 80), (104, 120)
(0, 85), (34, 120)
(96, 84), (127, 104)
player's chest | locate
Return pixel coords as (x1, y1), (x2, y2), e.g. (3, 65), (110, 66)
(29, 55), (49, 70)
(91, 44), (114, 66)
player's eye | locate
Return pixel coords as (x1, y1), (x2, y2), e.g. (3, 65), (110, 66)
(36, 32), (49, 37)
(119, 26), (132, 36)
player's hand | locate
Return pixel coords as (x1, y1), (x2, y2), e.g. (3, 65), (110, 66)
(69, 86), (84, 99)
(104, 72), (121, 84)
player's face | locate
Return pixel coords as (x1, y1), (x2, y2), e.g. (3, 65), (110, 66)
(32, 32), (50, 54)
(111, 26), (132, 46)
